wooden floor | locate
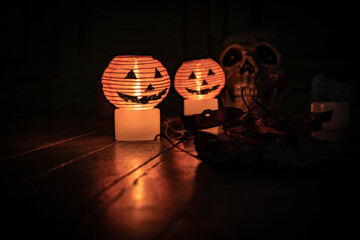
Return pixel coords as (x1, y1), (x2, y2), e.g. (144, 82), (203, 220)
(0, 117), (359, 240)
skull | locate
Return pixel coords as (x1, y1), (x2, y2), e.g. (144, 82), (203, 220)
(219, 32), (289, 116)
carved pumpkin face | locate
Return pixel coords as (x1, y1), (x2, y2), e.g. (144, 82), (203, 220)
(102, 55), (170, 110)
(174, 58), (225, 100)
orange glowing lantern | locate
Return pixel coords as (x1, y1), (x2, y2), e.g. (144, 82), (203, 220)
(102, 55), (170, 141)
(174, 58), (225, 115)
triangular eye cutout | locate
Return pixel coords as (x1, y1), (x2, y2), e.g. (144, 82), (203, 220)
(125, 69), (137, 79)
(189, 71), (196, 79)
(145, 84), (155, 92)
(208, 69), (215, 75)
(154, 68), (163, 78)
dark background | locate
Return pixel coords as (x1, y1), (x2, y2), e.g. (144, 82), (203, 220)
(1, 0), (358, 126)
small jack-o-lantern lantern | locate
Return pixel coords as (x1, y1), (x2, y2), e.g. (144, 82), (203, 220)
(174, 58), (225, 100)
(102, 55), (170, 110)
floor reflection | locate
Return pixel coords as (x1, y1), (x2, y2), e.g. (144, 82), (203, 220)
(96, 141), (200, 239)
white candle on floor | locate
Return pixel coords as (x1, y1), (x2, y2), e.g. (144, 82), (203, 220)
(311, 102), (349, 129)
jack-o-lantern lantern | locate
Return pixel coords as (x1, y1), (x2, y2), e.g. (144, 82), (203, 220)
(102, 55), (170, 110)
(101, 55), (170, 141)
(174, 58), (225, 100)
(174, 58), (225, 117)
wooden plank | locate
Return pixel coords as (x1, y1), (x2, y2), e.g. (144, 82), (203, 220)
(0, 118), (112, 161)
(3, 128), (358, 240)
(1, 138), (183, 239)
(158, 166), (360, 240)
(0, 128), (107, 162)
(77, 144), (201, 240)
(0, 127), (115, 188)
(158, 168), (305, 239)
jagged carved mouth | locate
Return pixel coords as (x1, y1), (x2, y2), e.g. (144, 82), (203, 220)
(186, 84), (220, 95)
(117, 88), (167, 104)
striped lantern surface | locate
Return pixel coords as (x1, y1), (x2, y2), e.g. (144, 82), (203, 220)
(102, 55), (170, 110)
(174, 58), (225, 100)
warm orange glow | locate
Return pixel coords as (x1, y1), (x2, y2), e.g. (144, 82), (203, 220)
(174, 58), (225, 100)
(183, 98), (219, 116)
(102, 55), (170, 110)
(114, 108), (160, 141)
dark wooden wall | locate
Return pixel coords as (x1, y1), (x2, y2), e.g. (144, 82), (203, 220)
(1, 1), (358, 124)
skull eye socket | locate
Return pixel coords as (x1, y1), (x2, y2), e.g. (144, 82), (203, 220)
(256, 45), (278, 65)
(222, 48), (242, 66)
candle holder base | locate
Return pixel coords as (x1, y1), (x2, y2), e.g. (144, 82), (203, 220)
(184, 98), (218, 116)
(114, 108), (160, 141)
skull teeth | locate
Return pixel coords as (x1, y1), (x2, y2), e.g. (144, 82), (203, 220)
(234, 86), (258, 97)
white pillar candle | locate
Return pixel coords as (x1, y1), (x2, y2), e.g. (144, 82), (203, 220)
(311, 102), (349, 129)
(114, 108), (160, 141)
(183, 98), (219, 116)
(183, 98), (220, 135)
